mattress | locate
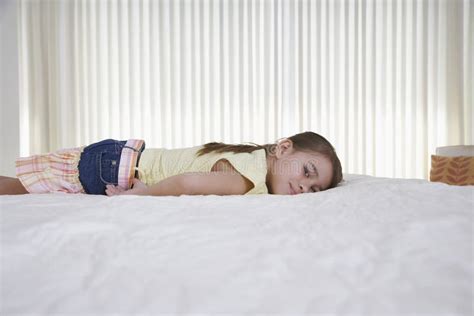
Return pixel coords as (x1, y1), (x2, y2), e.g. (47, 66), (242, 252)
(1, 174), (473, 314)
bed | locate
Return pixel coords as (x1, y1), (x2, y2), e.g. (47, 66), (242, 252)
(1, 174), (473, 314)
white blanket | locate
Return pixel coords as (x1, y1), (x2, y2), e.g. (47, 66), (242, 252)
(1, 174), (473, 314)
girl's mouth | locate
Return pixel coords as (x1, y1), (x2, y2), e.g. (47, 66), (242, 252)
(289, 183), (296, 195)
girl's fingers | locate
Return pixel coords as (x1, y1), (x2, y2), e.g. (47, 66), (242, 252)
(105, 187), (114, 196)
(106, 184), (122, 196)
(105, 184), (133, 196)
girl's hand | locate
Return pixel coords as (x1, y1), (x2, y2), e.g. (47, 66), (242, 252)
(105, 178), (147, 196)
(105, 184), (126, 196)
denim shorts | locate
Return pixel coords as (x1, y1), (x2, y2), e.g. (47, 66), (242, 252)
(78, 139), (144, 195)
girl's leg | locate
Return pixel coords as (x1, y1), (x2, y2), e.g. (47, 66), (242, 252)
(0, 176), (29, 195)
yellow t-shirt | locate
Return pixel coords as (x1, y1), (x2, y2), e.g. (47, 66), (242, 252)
(136, 146), (269, 195)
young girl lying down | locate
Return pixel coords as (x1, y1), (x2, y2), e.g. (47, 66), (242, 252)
(0, 131), (343, 196)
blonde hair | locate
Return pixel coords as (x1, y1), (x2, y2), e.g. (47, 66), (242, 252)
(196, 131), (343, 189)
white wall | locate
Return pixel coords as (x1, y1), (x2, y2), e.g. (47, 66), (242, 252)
(0, 0), (20, 176)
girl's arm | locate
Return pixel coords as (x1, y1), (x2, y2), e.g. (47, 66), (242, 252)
(106, 171), (254, 196)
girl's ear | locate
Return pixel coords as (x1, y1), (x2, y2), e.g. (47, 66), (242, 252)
(276, 138), (293, 157)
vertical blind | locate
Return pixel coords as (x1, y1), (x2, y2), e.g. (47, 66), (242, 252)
(18, 0), (472, 179)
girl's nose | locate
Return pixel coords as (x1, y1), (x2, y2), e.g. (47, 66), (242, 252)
(298, 184), (309, 193)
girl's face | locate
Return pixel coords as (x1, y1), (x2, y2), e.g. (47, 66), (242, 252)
(265, 139), (334, 195)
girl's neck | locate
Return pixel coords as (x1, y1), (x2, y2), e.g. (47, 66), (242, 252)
(265, 154), (276, 194)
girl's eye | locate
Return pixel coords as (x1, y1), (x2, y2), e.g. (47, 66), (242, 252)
(304, 167), (316, 192)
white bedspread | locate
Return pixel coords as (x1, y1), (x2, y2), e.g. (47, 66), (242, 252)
(1, 174), (473, 314)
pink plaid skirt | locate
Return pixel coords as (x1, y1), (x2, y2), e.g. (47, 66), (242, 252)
(16, 147), (85, 193)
